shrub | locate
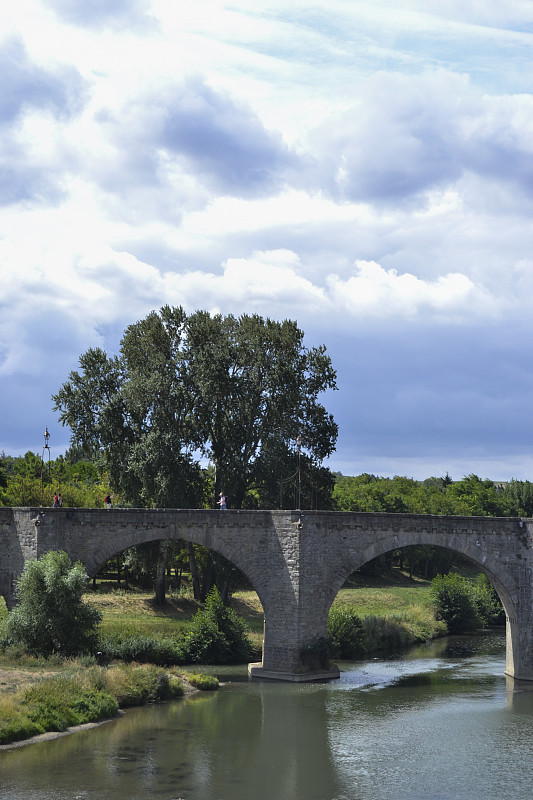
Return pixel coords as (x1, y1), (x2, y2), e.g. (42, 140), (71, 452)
(177, 586), (253, 664)
(430, 572), (484, 633)
(20, 677), (118, 731)
(362, 615), (415, 653)
(185, 672), (219, 691)
(104, 664), (182, 706)
(0, 664), (187, 746)
(6, 551), (102, 657)
(327, 607), (365, 659)
(98, 633), (180, 665)
(0, 698), (43, 745)
(473, 573), (505, 626)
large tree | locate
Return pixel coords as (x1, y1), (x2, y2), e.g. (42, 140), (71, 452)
(181, 309), (338, 507)
(53, 306), (338, 510)
(53, 306), (338, 600)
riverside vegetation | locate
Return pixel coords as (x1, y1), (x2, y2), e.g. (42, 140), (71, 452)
(0, 548), (504, 747)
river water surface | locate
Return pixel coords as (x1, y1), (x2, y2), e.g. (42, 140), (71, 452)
(2, 632), (533, 800)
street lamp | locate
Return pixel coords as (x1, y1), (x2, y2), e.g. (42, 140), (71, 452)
(296, 434), (301, 513)
(41, 427), (50, 505)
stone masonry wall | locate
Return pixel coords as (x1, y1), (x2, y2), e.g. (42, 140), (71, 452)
(2, 507), (533, 679)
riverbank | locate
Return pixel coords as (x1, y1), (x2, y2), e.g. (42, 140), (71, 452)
(0, 658), (219, 747)
(0, 571), (443, 746)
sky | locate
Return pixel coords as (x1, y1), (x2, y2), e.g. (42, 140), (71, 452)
(2, 0), (533, 481)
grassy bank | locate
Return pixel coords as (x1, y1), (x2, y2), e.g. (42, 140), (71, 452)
(0, 572), (443, 746)
(1, 571), (443, 670)
(333, 572), (446, 652)
(0, 654), (218, 747)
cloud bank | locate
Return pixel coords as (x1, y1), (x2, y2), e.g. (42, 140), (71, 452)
(2, 0), (533, 481)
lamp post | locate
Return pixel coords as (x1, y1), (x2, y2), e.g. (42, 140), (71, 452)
(296, 434), (301, 513)
(41, 427), (50, 505)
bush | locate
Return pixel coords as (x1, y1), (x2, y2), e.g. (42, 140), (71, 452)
(473, 573), (505, 626)
(104, 664), (179, 706)
(98, 633), (180, 665)
(430, 572), (484, 633)
(177, 586), (253, 664)
(0, 664), (187, 745)
(6, 551), (102, 657)
(327, 607), (366, 659)
(362, 615), (416, 653)
(185, 672), (219, 691)
(0, 699), (43, 745)
(20, 677), (118, 733)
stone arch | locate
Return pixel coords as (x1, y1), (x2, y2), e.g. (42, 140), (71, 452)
(317, 525), (522, 682)
(79, 523), (270, 616)
(3, 507), (533, 681)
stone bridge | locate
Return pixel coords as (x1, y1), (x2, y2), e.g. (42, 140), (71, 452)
(1, 507), (532, 682)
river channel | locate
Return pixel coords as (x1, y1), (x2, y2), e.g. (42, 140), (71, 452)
(2, 632), (533, 800)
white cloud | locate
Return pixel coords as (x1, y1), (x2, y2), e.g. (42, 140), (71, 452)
(326, 260), (500, 321)
(3, 0), (533, 477)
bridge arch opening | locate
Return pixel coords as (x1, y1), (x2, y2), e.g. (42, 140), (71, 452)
(84, 536), (266, 658)
(323, 542), (517, 675)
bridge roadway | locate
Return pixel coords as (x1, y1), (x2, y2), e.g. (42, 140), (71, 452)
(1, 507), (532, 682)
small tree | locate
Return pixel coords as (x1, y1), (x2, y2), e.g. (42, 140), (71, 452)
(177, 586), (253, 664)
(473, 573), (505, 626)
(327, 607), (365, 659)
(430, 572), (483, 634)
(6, 551), (102, 656)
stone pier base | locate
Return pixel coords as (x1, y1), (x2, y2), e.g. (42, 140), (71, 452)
(248, 662), (340, 682)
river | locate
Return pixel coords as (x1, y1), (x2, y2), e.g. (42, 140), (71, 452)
(2, 632), (533, 800)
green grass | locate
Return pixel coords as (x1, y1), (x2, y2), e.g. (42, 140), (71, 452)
(2, 572), (441, 661)
(332, 574), (435, 617)
(0, 662), (210, 745)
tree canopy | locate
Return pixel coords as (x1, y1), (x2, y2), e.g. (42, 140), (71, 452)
(332, 472), (523, 517)
(52, 306), (338, 510)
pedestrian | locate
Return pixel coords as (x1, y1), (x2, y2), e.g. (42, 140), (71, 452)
(58, 493), (63, 507)
(53, 492), (60, 508)
(217, 492), (227, 510)
(104, 492), (112, 510)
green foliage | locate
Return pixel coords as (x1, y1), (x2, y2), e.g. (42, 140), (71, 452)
(332, 472), (520, 517)
(0, 664), (188, 745)
(52, 306), (338, 511)
(499, 479), (533, 516)
(0, 703), (43, 745)
(178, 586), (253, 664)
(185, 672), (220, 691)
(361, 615), (423, 654)
(6, 551), (102, 656)
(327, 607), (366, 658)
(98, 633), (180, 665)
(20, 677), (118, 731)
(473, 573), (505, 625)
(430, 572), (484, 633)
(0, 450), (110, 508)
(105, 664), (177, 706)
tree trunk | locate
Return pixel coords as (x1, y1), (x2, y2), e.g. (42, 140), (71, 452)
(201, 553), (216, 602)
(154, 540), (168, 605)
(187, 542), (202, 601)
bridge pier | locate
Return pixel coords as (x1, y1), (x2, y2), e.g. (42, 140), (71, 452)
(248, 611), (340, 682)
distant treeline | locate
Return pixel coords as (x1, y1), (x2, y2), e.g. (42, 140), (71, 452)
(331, 472), (533, 517)
(2, 450), (533, 519)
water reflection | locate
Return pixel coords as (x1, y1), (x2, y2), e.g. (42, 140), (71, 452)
(3, 633), (533, 800)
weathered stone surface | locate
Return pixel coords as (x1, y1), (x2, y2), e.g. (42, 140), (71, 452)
(1, 508), (532, 682)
